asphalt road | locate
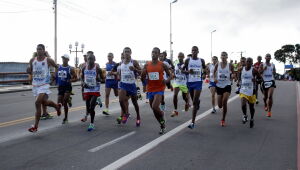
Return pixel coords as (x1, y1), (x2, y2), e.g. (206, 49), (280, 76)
(0, 81), (298, 170)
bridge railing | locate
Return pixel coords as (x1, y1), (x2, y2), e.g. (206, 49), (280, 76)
(0, 72), (31, 84)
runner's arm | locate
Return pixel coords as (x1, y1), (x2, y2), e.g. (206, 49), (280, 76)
(230, 63), (235, 81)
(201, 58), (206, 78)
(141, 64), (148, 83)
(70, 67), (77, 82)
(163, 63), (172, 83)
(213, 63), (218, 83)
(181, 58), (190, 74)
(27, 58), (34, 74)
(133, 60), (142, 74)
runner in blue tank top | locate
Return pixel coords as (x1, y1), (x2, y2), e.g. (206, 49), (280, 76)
(103, 53), (118, 115)
(56, 54), (77, 124)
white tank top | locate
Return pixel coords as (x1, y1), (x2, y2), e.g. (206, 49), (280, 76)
(32, 57), (50, 87)
(216, 62), (231, 88)
(262, 63), (274, 81)
(120, 61), (136, 84)
(188, 58), (202, 82)
(209, 63), (216, 82)
(84, 65), (100, 93)
(240, 67), (254, 96)
(174, 63), (187, 85)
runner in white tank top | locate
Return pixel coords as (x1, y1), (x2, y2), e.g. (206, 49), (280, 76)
(206, 56), (218, 113)
(182, 46), (206, 129)
(238, 57), (259, 128)
(27, 44), (62, 133)
(213, 51), (234, 127)
(259, 53), (276, 117)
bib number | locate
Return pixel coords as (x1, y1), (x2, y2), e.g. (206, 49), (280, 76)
(86, 76), (96, 86)
(149, 72), (159, 80)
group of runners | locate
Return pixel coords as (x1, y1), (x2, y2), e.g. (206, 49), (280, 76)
(27, 44), (276, 134)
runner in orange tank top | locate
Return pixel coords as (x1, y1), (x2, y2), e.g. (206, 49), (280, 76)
(141, 47), (172, 135)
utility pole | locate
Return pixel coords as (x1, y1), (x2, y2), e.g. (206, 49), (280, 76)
(170, 0), (178, 62)
(53, 0), (57, 63)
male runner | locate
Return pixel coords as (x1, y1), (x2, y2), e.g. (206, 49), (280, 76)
(254, 56), (263, 104)
(27, 44), (62, 132)
(171, 52), (190, 117)
(183, 46), (206, 129)
(81, 54), (104, 131)
(142, 47), (171, 134)
(206, 56), (218, 113)
(259, 53), (276, 117)
(118, 47), (142, 126)
(56, 54), (77, 124)
(214, 51), (234, 126)
(103, 52), (118, 115)
(159, 53), (172, 111)
(238, 57), (259, 128)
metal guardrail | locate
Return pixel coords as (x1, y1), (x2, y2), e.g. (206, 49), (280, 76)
(0, 72), (31, 84)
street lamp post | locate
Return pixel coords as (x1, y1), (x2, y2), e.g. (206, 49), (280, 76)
(69, 42), (84, 68)
(210, 30), (216, 58)
(170, 0), (178, 62)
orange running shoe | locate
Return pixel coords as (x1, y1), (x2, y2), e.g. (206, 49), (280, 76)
(171, 111), (179, 117)
(220, 120), (225, 127)
(267, 112), (272, 117)
(28, 125), (38, 133)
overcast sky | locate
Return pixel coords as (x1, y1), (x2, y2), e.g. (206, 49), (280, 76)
(0, 0), (299, 73)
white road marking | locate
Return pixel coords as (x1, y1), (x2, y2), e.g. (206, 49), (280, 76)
(88, 131), (136, 153)
(101, 94), (239, 170)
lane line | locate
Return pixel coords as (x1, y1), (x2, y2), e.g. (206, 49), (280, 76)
(88, 131), (136, 153)
(296, 82), (300, 170)
(101, 94), (239, 170)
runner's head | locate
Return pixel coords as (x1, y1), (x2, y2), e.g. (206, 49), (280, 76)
(162, 51), (167, 60)
(257, 55), (262, 62)
(123, 47), (132, 62)
(107, 52), (114, 62)
(178, 52), (185, 63)
(191, 46), (199, 58)
(61, 54), (70, 65)
(246, 57), (253, 68)
(212, 56), (218, 64)
(234, 60), (237, 64)
(36, 44), (46, 56)
(87, 54), (95, 66)
(221, 51), (228, 62)
(121, 52), (124, 61)
(265, 53), (271, 62)
(152, 47), (160, 61)
(240, 57), (246, 66)
(159, 53), (164, 61)
(83, 54), (87, 62)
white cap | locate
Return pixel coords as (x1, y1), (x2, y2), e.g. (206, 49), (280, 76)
(62, 54), (70, 59)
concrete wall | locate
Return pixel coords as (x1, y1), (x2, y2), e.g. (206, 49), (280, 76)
(0, 62), (29, 85)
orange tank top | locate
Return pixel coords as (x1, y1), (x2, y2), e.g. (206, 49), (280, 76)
(146, 61), (165, 92)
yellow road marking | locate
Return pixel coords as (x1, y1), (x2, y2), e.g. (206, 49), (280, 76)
(0, 94), (146, 128)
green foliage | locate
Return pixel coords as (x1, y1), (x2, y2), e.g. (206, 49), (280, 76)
(274, 44), (299, 64)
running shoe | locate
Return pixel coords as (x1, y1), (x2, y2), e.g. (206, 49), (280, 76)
(184, 103), (190, 112)
(28, 125), (38, 133)
(171, 111), (179, 117)
(116, 116), (122, 124)
(41, 113), (53, 120)
(102, 109), (110, 115)
(160, 104), (166, 111)
(136, 119), (141, 127)
(122, 114), (130, 124)
(96, 97), (103, 108)
(159, 127), (166, 135)
(250, 119), (254, 128)
(87, 123), (95, 131)
(267, 112), (272, 117)
(56, 103), (62, 116)
(81, 115), (88, 122)
(220, 120), (225, 127)
(242, 115), (248, 124)
(255, 100), (259, 104)
(62, 118), (68, 124)
(211, 108), (216, 114)
(188, 123), (195, 129)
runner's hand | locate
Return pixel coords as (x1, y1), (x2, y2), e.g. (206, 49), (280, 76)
(129, 66), (135, 71)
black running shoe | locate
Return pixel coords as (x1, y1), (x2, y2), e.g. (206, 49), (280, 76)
(250, 119), (254, 128)
(242, 115), (248, 124)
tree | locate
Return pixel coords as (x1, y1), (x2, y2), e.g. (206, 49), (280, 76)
(274, 44), (299, 64)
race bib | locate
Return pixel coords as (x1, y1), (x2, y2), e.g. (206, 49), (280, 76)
(264, 81), (272, 88)
(149, 72), (159, 80)
(190, 69), (201, 79)
(85, 76), (96, 86)
(106, 71), (115, 79)
(219, 73), (227, 81)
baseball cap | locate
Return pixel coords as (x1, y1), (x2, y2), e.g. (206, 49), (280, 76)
(62, 54), (70, 59)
